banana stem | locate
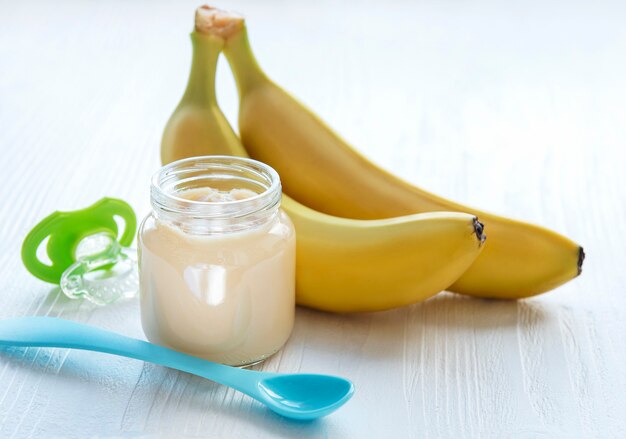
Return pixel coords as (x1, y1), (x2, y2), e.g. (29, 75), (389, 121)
(193, 6), (267, 96)
(223, 27), (268, 96)
(180, 32), (223, 106)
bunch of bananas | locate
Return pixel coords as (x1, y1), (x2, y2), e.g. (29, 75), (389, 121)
(160, 6), (583, 312)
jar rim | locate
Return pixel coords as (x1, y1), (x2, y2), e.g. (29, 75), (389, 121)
(151, 156), (282, 221)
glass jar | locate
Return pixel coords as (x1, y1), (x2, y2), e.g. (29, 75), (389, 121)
(138, 156), (296, 366)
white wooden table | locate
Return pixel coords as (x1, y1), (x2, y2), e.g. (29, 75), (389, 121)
(1, 1), (625, 437)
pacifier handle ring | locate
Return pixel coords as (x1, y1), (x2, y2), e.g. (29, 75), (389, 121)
(21, 211), (68, 283)
(96, 198), (137, 247)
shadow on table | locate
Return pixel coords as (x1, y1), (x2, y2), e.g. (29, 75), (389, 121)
(34, 286), (139, 317)
(0, 289), (553, 436)
(0, 290), (330, 437)
(297, 291), (551, 328)
(288, 292), (554, 363)
(0, 344), (331, 438)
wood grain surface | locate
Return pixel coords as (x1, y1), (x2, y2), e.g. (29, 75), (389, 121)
(1, 0), (625, 437)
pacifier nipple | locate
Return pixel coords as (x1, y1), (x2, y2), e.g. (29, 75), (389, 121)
(61, 232), (138, 305)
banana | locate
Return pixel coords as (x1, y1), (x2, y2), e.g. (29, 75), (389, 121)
(160, 22), (486, 312)
(192, 6), (584, 299)
(161, 33), (243, 164)
(283, 198), (486, 312)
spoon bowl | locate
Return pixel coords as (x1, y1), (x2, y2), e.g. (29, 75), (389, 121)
(258, 374), (354, 420)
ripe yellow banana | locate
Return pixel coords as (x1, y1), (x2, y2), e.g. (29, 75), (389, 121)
(283, 199), (486, 312)
(161, 32), (243, 164)
(194, 6), (584, 299)
(160, 24), (486, 312)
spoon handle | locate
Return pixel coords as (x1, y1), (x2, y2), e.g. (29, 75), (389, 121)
(0, 317), (262, 395)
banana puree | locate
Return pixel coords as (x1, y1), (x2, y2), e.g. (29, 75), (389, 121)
(139, 186), (295, 366)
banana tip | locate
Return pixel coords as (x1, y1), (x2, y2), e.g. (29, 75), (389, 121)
(577, 246), (585, 275)
(473, 217), (486, 245)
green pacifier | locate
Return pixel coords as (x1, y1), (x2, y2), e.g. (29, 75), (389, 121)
(22, 197), (138, 305)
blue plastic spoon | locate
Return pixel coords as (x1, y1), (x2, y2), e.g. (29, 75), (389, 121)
(0, 317), (354, 420)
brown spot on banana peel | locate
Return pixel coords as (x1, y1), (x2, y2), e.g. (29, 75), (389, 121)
(577, 246), (585, 275)
(473, 217), (487, 246)
(195, 5), (244, 38)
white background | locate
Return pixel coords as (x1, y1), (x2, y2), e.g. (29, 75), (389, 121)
(1, 0), (625, 437)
